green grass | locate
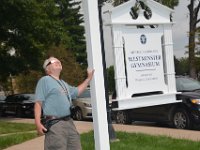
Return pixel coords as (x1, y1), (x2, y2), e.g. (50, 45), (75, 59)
(1, 121), (200, 150)
(0, 133), (37, 150)
(0, 121), (36, 134)
(0, 121), (37, 150)
(81, 131), (200, 150)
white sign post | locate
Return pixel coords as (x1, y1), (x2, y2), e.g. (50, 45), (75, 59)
(82, 1), (110, 150)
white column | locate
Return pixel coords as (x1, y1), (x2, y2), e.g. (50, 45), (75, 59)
(82, 1), (110, 150)
(112, 25), (127, 99)
(163, 24), (176, 92)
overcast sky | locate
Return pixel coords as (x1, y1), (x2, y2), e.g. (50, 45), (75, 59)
(172, 0), (190, 58)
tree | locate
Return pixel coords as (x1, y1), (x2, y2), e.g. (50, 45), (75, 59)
(14, 45), (85, 93)
(174, 56), (189, 75)
(187, 0), (200, 78)
(0, 0), (86, 82)
(106, 66), (115, 93)
(56, 0), (86, 66)
(0, 0), (66, 80)
(45, 45), (85, 86)
(14, 70), (43, 93)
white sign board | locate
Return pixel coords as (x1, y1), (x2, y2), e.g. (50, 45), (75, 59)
(123, 28), (166, 96)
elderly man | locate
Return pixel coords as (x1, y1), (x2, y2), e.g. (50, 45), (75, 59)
(34, 56), (94, 150)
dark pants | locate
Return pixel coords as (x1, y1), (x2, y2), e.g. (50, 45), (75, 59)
(44, 119), (82, 150)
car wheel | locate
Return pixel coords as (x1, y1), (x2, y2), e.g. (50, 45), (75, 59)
(73, 108), (83, 121)
(115, 110), (132, 124)
(172, 108), (191, 129)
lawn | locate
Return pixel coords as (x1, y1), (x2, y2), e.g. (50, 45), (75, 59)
(0, 121), (37, 150)
(1, 121), (200, 150)
(81, 131), (200, 150)
(0, 121), (36, 134)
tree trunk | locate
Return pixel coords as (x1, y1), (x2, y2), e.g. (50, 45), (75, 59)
(188, 0), (199, 79)
(188, 24), (196, 78)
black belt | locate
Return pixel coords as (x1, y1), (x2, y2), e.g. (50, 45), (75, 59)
(44, 115), (71, 121)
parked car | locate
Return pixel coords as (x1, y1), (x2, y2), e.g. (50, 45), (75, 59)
(0, 95), (6, 101)
(112, 76), (200, 129)
(72, 89), (92, 121)
(0, 95), (6, 115)
(0, 93), (35, 118)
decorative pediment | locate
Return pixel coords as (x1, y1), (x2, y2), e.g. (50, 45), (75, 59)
(106, 0), (174, 25)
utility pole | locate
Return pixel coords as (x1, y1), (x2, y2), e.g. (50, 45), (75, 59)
(82, 0), (110, 149)
(98, 0), (117, 141)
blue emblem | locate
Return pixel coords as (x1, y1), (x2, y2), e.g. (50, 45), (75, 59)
(140, 34), (147, 44)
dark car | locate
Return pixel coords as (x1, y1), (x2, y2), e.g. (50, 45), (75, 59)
(0, 93), (35, 118)
(113, 76), (200, 129)
(0, 95), (6, 101)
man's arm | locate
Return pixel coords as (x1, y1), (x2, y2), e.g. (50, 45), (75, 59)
(34, 101), (46, 135)
(77, 69), (94, 96)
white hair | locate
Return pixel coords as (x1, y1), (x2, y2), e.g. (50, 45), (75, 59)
(43, 57), (56, 70)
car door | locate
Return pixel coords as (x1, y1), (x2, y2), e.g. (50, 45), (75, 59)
(130, 104), (171, 122)
(4, 95), (17, 114)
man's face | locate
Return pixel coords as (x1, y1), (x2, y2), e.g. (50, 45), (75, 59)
(46, 58), (62, 73)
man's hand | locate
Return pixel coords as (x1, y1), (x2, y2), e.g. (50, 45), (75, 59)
(87, 68), (95, 81)
(77, 68), (94, 96)
(36, 122), (47, 135)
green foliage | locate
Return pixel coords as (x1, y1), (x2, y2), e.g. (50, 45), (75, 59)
(174, 57), (189, 76)
(1, 121), (200, 150)
(0, 0), (67, 77)
(14, 70), (43, 93)
(106, 66), (115, 93)
(195, 57), (200, 77)
(174, 56), (200, 78)
(55, 0), (86, 66)
(0, 0), (87, 92)
(46, 45), (85, 86)
(157, 0), (179, 9)
(0, 121), (36, 134)
(9, 45), (85, 93)
(0, 133), (37, 150)
(0, 121), (37, 149)
(81, 131), (200, 150)
(0, 0), (86, 81)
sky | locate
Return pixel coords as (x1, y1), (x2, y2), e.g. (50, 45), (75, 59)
(172, 0), (190, 58)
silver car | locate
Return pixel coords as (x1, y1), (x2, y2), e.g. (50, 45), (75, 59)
(72, 89), (92, 121)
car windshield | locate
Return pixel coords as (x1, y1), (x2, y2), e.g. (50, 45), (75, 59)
(78, 90), (90, 98)
(176, 77), (200, 91)
(22, 94), (35, 100)
(0, 95), (6, 101)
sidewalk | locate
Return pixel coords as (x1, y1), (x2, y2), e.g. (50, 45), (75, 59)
(3, 120), (93, 150)
(3, 119), (200, 150)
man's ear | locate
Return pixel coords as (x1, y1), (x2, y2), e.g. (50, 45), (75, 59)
(45, 68), (50, 74)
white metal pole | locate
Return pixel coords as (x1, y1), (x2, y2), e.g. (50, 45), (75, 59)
(82, 1), (110, 150)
